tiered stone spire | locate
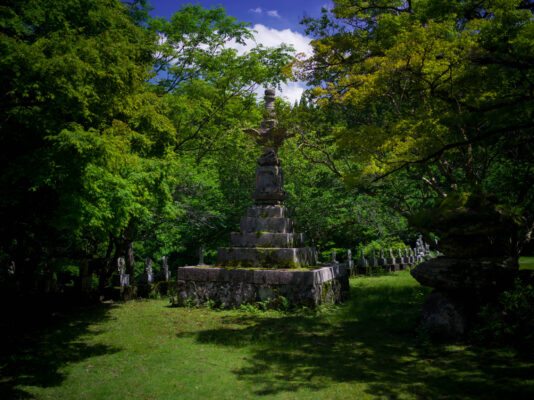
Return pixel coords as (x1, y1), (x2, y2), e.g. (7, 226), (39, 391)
(217, 89), (317, 268)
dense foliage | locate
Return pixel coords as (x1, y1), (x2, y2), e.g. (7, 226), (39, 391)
(0, 0), (171, 289)
(297, 1), (534, 253)
(0, 0), (295, 289)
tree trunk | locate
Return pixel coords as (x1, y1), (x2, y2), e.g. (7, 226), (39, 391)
(79, 258), (92, 293)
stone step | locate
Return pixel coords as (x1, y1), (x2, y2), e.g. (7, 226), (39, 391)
(217, 246), (318, 268)
(247, 205), (288, 218)
(230, 232), (304, 248)
(240, 217), (293, 233)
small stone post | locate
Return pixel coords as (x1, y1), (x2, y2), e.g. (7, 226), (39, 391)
(370, 250), (376, 268)
(386, 248), (395, 270)
(116, 257), (130, 287)
(331, 249), (339, 264)
(359, 249), (368, 274)
(198, 245), (206, 266)
(7, 261), (15, 276)
(144, 257), (153, 284)
(379, 249), (387, 266)
(162, 255), (170, 281)
(347, 249), (354, 269)
(415, 247), (423, 263)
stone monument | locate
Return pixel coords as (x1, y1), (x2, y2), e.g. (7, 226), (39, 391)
(217, 88), (318, 268)
(175, 89), (347, 308)
(409, 194), (521, 338)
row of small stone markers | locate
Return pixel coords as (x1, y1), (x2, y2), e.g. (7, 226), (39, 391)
(340, 236), (440, 275)
(113, 236), (438, 286)
(114, 255), (171, 287)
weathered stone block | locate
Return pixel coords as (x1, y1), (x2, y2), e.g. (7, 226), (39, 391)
(252, 269), (268, 284)
(230, 232), (304, 248)
(240, 217), (293, 233)
(217, 247), (318, 268)
(253, 165), (285, 203)
(247, 205), (288, 218)
(173, 264), (349, 307)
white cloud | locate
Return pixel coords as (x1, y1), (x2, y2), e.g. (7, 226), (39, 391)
(225, 25), (312, 104)
(267, 10), (281, 18)
(277, 81), (307, 104)
(250, 7), (262, 14)
(228, 24), (312, 58)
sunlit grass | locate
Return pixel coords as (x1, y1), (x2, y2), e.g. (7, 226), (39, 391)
(520, 256), (534, 270)
(2, 271), (533, 399)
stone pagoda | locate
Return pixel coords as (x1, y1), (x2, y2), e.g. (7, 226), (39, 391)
(217, 89), (318, 268)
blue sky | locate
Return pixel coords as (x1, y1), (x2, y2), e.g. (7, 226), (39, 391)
(147, 1), (333, 102)
(148, 0), (331, 33)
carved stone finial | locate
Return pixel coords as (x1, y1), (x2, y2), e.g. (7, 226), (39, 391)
(241, 88), (295, 205)
(264, 88), (275, 110)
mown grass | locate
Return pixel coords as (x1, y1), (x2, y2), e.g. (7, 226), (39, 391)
(1, 271), (533, 399)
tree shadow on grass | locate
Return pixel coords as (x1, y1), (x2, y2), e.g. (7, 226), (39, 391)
(177, 277), (534, 399)
(0, 299), (120, 399)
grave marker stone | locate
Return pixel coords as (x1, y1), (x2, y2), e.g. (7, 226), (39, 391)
(144, 257), (153, 284)
(198, 245), (206, 266)
(162, 255), (170, 281)
(331, 249), (339, 264)
(379, 249), (387, 266)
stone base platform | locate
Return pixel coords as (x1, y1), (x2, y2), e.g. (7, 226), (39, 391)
(217, 247), (317, 268)
(174, 264), (349, 308)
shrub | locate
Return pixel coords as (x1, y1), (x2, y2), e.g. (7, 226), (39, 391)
(473, 279), (534, 354)
(357, 238), (409, 257)
(319, 247), (348, 263)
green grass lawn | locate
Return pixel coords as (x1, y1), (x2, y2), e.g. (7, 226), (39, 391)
(520, 256), (534, 270)
(2, 271), (533, 400)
